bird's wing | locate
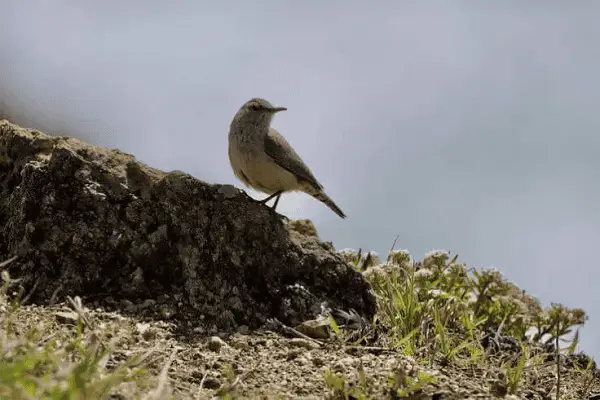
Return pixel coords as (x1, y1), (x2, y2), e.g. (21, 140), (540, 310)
(264, 128), (323, 190)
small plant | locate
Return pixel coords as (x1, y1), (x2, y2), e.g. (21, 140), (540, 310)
(335, 247), (595, 398)
(323, 370), (369, 400)
(569, 356), (597, 398)
(367, 259), (429, 353)
(532, 303), (587, 346)
(500, 344), (529, 394)
(387, 367), (437, 398)
(216, 364), (241, 399)
(0, 268), (151, 399)
(431, 307), (477, 365)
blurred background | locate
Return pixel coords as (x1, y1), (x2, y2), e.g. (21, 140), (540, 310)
(1, 1), (598, 358)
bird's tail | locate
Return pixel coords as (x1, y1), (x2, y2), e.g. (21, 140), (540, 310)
(310, 190), (346, 219)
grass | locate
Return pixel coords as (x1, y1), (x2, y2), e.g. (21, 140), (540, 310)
(0, 259), (167, 400)
(326, 248), (594, 399)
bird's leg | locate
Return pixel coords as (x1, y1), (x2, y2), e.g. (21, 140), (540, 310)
(270, 193), (289, 222)
(257, 191), (288, 221)
(271, 192), (282, 211)
(258, 191), (282, 205)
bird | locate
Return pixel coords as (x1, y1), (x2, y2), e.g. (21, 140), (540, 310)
(228, 97), (346, 219)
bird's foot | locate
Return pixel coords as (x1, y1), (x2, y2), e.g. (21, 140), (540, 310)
(273, 211), (290, 223)
(258, 191), (282, 205)
(249, 191), (289, 221)
(260, 201), (289, 222)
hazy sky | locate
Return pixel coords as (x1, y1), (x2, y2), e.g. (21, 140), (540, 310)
(1, 1), (599, 358)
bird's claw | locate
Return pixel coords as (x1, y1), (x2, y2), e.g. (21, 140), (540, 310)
(274, 211), (290, 222)
(265, 204), (289, 222)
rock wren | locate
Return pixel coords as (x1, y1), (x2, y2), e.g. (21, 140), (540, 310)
(228, 98), (346, 219)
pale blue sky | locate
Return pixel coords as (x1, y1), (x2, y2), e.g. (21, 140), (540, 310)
(1, 1), (598, 358)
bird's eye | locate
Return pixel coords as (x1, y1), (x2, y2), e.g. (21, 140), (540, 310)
(250, 104), (260, 110)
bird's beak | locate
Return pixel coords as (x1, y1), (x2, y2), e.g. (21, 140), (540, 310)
(270, 106), (287, 113)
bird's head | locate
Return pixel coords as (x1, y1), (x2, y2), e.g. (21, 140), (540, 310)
(231, 98), (287, 128)
(241, 98), (287, 115)
(236, 98), (287, 124)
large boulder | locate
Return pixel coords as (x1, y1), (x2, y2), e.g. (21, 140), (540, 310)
(0, 120), (376, 332)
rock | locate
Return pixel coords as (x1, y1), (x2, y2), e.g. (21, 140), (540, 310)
(0, 120), (376, 333)
(134, 322), (158, 341)
(158, 305), (176, 319)
(288, 338), (320, 350)
(138, 299), (156, 310)
(295, 316), (331, 339)
(207, 336), (228, 352)
(202, 377), (222, 390)
(120, 299), (137, 313)
(54, 311), (80, 325)
(229, 334), (250, 350)
(287, 219), (319, 239)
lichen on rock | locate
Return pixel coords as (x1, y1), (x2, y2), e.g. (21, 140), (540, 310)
(0, 120), (376, 333)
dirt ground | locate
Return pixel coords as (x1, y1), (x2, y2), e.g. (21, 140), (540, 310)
(4, 300), (599, 400)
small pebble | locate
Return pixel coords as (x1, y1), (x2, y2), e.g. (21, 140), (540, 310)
(208, 336), (228, 352)
(289, 338), (320, 350)
(54, 311), (79, 325)
(202, 377), (221, 390)
(139, 299), (156, 309)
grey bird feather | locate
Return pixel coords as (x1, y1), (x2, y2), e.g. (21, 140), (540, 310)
(264, 128), (322, 192)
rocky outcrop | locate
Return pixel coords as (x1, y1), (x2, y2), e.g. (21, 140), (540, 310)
(0, 120), (376, 333)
